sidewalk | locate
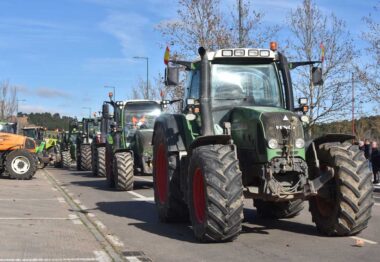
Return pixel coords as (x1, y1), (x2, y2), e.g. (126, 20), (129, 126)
(0, 169), (111, 261)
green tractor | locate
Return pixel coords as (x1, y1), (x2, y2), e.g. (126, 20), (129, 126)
(22, 126), (51, 168)
(0, 121), (17, 134)
(152, 46), (373, 242)
(92, 102), (112, 177)
(76, 118), (99, 171)
(105, 98), (164, 191)
(57, 122), (80, 169)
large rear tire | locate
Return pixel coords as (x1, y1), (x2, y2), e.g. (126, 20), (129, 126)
(254, 199), (304, 219)
(106, 144), (115, 187)
(92, 144), (98, 176)
(6, 149), (37, 180)
(114, 151), (134, 191)
(309, 142), (374, 236)
(62, 150), (72, 169)
(153, 125), (188, 222)
(96, 147), (106, 177)
(80, 144), (92, 171)
(188, 145), (244, 242)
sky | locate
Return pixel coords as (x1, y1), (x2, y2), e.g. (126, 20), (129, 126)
(0, 0), (378, 118)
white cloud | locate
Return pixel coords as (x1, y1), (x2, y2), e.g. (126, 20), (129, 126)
(100, 11), (151, 57)
(35, 87), (71, 99)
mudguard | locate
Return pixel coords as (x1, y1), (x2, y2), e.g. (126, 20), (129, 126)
(152, 114), (187, 152)
(189, 135), (232, 153)
(305, 133), (355, 161)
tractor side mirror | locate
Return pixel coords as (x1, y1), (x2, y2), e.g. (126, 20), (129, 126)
(165, 66), (179, 86)
(312, 67), (323, 86)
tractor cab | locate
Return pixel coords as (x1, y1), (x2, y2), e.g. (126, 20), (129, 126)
(0, 121), (17, 134)
(22, 126), (46, 142)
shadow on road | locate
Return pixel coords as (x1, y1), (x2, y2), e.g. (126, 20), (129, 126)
(96, 201), (197, 243)
(243, 208), (320, 236)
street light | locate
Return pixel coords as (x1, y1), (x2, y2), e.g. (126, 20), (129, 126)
(133, 56), (149, 99)
(104, 85), (116, 100)
(82, 107), (92, 118)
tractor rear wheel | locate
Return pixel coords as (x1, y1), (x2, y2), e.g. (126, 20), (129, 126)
(254, 199), (304, 219)
(114, 151), (134, 191)
(61, 150), (72, 168)
(309, 142), (374, 236)
(6, 149), (37, 180)
(153, 125), (188, 222)
(80, 144), (92, 171)
(188, 145), (243, 242)
(96, 147), (106, 177)
(106, 144), (115, 187)
(92, 145), (98, 176)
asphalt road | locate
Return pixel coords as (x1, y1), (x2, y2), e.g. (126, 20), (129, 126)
(45, 167), (380, 262)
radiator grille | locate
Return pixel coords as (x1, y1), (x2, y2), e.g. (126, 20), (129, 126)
(261, 112), (303, 143)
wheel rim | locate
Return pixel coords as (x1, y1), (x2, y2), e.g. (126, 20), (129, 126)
(156, 143), (168, 204)
(193, 168), (206, 223)
(11, 156), (30, 174)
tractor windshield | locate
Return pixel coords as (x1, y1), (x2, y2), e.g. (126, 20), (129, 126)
(211, 63), (283, 108)
(23, 129), (37, 139)
(0, 123), (16, 134)
(123, 103), (161, 131)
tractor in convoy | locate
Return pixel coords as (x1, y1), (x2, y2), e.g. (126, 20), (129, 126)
(152, 44), (373, 242)
(0, 132), (37, 179)
(92, 101), (112, 177)
(22, 126), (51, 168)
(104, 95), (163, 191)
(76, 117), (99, 171)
(56, 121), (80, 169)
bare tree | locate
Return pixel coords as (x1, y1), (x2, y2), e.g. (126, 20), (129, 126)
(357, 2), (380, 102)
(286, 0), (356, 130)
(0, 80), (17, 120)
(131, 77), (160, 100)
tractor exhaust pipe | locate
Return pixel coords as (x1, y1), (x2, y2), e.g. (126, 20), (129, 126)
(199, 47), (214, 136)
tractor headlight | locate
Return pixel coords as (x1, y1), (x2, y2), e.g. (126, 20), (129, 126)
(295, 138), (305, 148)
(268, 139), (278, 149)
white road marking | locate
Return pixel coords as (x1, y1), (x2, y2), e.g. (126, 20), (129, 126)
(132, 197), (154, 202)
(87, 213), (96, 218)
(51, 187), (58, 191)
(57, 197), (66, 203)
(106, 234), (124, 247)
(0, 217), (70, 220)
(128, 191), (147, 199)
(125, 257), (140, 262)
(0, 198), (58, 201)
(94, 220), (107, 230)
(0, 258), (97, 261)
(135, 176), (153, 182)
(73, 199), (82, 204)
(93, 251), (111, 262)
(69, 214), (79, 219)
(350, 236), (378, 245)
(79, 204), (88, 210)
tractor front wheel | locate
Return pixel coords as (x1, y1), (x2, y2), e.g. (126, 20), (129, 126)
(152, 125), (188, 222)
(96, 147), (106, 177)
(6, 149), (37, 180)
(80, 144), (92, 171)
(114, 151), (134, 191)
(61, 150), (72, 169)
(309, 142), (374, 236)
(188, 145), (243, 242)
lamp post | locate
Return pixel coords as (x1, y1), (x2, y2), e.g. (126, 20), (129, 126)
(104, 85), (116, 100)
(133, 56), (149, 99)
(82, 107), (92, 118)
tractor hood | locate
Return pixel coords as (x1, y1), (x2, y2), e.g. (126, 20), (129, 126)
(0, 132), (36, 152)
